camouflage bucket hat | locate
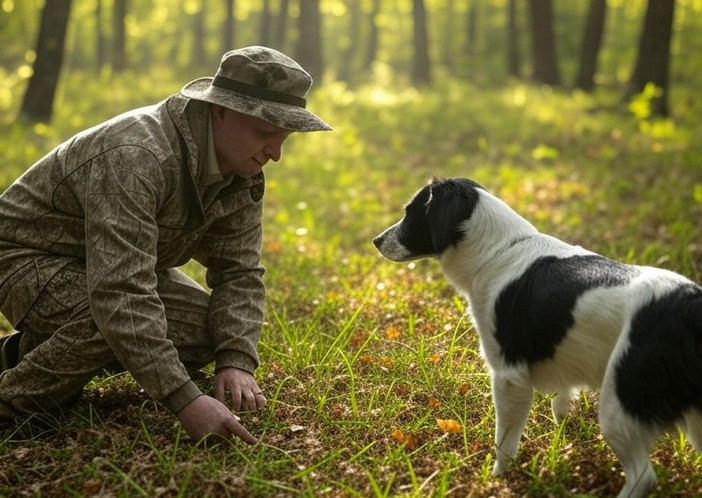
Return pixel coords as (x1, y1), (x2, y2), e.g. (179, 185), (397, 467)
(181, 46), (332, 132)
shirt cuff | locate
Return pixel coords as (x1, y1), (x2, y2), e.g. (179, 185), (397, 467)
(161, 380), (203, 414)
(215, 349), (258, 373)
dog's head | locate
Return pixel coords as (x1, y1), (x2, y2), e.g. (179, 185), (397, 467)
(373, 177), (485, 261)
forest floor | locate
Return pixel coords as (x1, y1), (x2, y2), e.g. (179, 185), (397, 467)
(1, 76), (702, 497)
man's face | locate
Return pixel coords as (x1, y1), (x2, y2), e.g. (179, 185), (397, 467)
(211, 106), (294, 178)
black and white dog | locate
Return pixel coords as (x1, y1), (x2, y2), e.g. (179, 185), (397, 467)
(373, 177), (702, 498)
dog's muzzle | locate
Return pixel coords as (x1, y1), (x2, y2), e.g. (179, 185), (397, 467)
(373, 224), (414, 262)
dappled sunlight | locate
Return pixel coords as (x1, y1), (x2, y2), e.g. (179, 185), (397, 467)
(4, 41), (702, 497)
(243, 75), (702, 495)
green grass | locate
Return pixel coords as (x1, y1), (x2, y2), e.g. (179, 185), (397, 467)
(2, 73), (702, 496)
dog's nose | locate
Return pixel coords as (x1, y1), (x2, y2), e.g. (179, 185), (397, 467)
(372, 235), (383, 249)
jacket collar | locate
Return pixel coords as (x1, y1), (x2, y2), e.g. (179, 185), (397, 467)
(165, 94), (210, 186)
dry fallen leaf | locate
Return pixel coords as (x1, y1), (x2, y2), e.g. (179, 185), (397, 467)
(379, 355), (394, 366)
(436, 418), (462, 434)
(349, 331), (369, 348)
(385, 326), (401, 340)
(428, 396), (441, 409)
(391, 429), (418, 450)
(265, 239), (283, 254)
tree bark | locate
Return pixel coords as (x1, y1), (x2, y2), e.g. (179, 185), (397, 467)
(259, 0), (272, 47)
(626, 0), (676, 117)
(527, 0), (560, 86)
(112, 0), (128, 73)
(363, 0), (380, 71)
(96, 0), (106, 73)
(296, 0), (323, 81)
(411, 0), (431, 86)
(338, 0), (361, 84)
(441, 0), (456, 73)
(19, 0), (73, 123)
(464, 2), (477, 55)
(221, 0), (236, 53)
(190, 0), (207, 68)
(575, 0), (607, 92)
(507, 0), (520, 78)
(273, 0), (290, 52)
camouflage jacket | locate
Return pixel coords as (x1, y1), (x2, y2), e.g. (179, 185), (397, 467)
(0, 94), (266, 412)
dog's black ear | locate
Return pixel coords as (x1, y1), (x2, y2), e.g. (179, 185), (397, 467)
(427, 179), (481, 254)
(430, 175), (445, 184)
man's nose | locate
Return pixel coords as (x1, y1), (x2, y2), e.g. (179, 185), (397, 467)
(264, 142), (283, 162)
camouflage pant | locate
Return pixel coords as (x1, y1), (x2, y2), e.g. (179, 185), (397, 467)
(0, 261), (212, 418)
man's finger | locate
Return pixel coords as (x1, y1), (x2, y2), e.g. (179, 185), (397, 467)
(214, 382), (225, 403)
(230, 389), (242, 411)
(227, 417), (258, 444)
(241, 391), (256, 412)
(252, 392), (267, 410)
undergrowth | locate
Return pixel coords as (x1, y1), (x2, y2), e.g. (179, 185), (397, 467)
(1, 73), (702, 497)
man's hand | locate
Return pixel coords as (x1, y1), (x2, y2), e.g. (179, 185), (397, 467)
(177, 394), (257, 444)
(214, 367), (267, 412)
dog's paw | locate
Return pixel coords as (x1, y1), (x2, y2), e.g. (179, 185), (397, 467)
(551, 392), (574, 423)
(491, 459), (508, 477)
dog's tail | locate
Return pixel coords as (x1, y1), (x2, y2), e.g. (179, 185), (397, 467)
(679, 291), (702, 365)
(692, 296), (702, 358)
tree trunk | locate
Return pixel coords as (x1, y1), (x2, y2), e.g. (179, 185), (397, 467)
(112, 0), (127, 73)
(507, 0), (520, 78)
(626, 0), (676, 117)
(19, 0), (73, 123)
(296, 0), (323, 81)
(575, 0), (607, 92)
(411, 0), (431, 86)
(221, 0), (236, 53)
(96, 0), (107, 73)
(363, 0), (380, 71)
(259, 0), (272, 47)
(273, 0), (290, 51)
(527, 0), (560, 86)
(191, 0), (207, 68)
(464, 2), (477, 55)
(338, 0), (361, 84)
(441, 0), (456, 73)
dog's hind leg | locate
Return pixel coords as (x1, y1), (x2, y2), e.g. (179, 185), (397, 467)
(683, 409), (702, 451)
(491, 371), (533, 476)
(552, 389), (576, 423)
(599, 384), (658, 498)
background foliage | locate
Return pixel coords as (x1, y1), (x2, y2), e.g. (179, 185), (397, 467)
(2, 1), (702, 497)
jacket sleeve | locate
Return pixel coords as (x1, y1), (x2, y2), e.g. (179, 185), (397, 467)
(84, 146), (200, 412)
(195, 179), (266, 374)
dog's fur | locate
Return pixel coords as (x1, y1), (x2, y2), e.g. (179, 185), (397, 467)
(373, 177), (702, 498)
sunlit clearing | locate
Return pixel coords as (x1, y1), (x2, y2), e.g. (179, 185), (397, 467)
(369, 87), (399, 106)
(17, 65), (33, 79)
(512, 85), (527, 107)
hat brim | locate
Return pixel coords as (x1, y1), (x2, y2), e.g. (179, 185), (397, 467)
(181, 77), (332, 132)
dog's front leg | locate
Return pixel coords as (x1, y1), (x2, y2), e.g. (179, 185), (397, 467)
(491, 371), (534, 476)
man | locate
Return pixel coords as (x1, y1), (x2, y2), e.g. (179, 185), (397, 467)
(0, 46), (331, 443)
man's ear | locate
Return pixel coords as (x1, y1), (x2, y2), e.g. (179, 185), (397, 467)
(211, 104), (226, 122)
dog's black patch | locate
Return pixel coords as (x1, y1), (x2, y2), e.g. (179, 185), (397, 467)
(494, 255), (637, 365)
(395, 178), (485, 257)
(615, 285), (702, 424)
